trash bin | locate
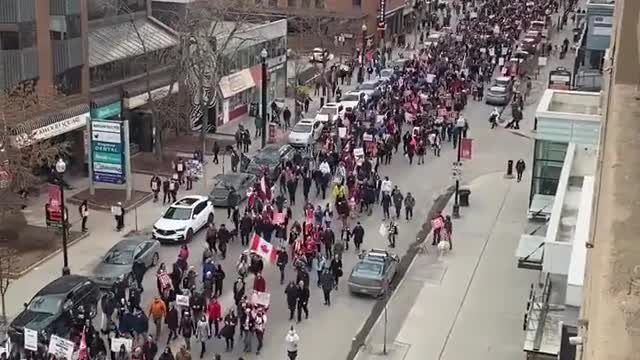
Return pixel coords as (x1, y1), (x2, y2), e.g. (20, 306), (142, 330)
(459, 188), (471, 207)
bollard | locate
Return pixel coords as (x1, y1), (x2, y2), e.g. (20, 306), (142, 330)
(505, 160), (515, 179)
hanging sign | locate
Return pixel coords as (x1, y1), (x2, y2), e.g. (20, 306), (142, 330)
(377, 0), (387, 30)
(460, 138), (473, 159)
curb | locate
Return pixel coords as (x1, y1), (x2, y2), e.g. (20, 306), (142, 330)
(67, 191), (153, 212)
(9, 231), (91, 279)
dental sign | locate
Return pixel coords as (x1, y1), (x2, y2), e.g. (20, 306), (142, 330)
(91, 119), (125, 184)
(377, 0), (387, 30)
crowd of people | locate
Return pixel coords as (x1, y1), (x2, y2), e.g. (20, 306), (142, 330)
(5, 0), (576, 360)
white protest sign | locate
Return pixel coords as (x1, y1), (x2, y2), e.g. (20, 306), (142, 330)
(538, 57), (548, 66)
(353, 148), (364, 157)
(338, 127), (347, 139)
(362, 133), (373, 142)
(176, 294), (190, 307)
(48, 335), (74, 360)
(24, 328), (38, 351)
(498, 58), (505, 66)
(251, 291), (271, 307)
(470, 12), (478, 19)
(426, 74), (436, 83)
(110, 337), (133, 353)
(489, 48), (495, 57)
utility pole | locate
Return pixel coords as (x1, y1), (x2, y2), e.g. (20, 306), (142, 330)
(261, 48), (268, 148)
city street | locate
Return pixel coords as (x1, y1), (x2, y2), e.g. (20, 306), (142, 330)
(5, 18), (579, 360)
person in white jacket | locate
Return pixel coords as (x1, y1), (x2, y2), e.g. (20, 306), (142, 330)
(380, 176), (393, 198)
(285, 326), (300, 360)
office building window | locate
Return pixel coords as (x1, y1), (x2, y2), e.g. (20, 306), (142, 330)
(352, 0), (361, 7)
(288, 0), (297, 7)
(315, 0), (324, 8)
(0, 32), (20, 50)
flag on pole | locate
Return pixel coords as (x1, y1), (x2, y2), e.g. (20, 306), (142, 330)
(78, 327), (88, 360)
(260, 176), (267, 194)
(250, 234), (277, 263)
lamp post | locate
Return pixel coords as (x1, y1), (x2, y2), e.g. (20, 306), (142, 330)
(55, 158), (70, 276)
(358, 24), (367, 83)
(260, 48), (268, 148)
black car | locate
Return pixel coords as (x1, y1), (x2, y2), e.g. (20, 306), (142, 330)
(209, 173), (257, 207)
(240, 144), (295, 182)
(9, 275), (100, 344)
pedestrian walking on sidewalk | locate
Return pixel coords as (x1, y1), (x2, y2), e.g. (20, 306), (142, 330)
(444, 215), (453, 250)
(516, 159), (526, 182)
(113, 202), (124, 231)
(162, 177), (170, 204)
(212, 141), (220, 164)
(320, 268), (335, 305)
(151, 175), (161, 202)
(285, 326), (300, 360)
(79, 200), (88, 232)
(283, 106), (291, 129)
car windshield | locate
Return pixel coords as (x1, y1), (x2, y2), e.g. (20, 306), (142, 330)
(293, 124), (313, 132)
(342, 94), (360, 101)
(163, 207), (192, 220)
(319, 107), (337, 115)
(104, 249), (134, 265)
(27, 295), (64, 314)
(358, 83), (377, 90)
(355, 262), (383, 276)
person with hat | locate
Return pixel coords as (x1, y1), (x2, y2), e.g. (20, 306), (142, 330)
(113, 202), (125, 231)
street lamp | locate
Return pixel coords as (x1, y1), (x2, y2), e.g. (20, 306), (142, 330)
(260, 48), (268, 148)
(55, 158), (70, 276)
(358, 24), (367, 83)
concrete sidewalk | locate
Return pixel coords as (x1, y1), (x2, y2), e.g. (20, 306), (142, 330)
(356, 171), (539, 360)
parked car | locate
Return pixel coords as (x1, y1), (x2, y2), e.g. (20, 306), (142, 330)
(90, 237), (161, 288)
(209, 173), (256, 207)
(152, 195), (214, 242)
(315, 103), (341, 124)
(339, 92), (362, 113)
(348, 248), (399, 297)
(9, 275), (100, 344)
(355, 80), (383, 101)
(241, 144), (295, 182)
(391, 58), (411, 74)
(424, 32), (444, 47)
(378, 68), (394, 83)
(309, 48), (334, 63)
(287, 118), (324, 147)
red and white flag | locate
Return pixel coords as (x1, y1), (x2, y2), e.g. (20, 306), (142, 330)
(260, 176), (267, 194)
(250, 234), (277, 263)
(78, 327), (88, 360)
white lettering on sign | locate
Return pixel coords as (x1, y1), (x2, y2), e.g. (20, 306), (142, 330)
(13, 113), (89, 148)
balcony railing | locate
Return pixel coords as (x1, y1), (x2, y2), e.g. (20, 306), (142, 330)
(49, 0), (81, 16)
(52, 38), (83, 75)
(0, 0), (35, 23)
(0, 47), (39, 91)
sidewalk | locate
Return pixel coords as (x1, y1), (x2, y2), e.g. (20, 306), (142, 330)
(356, 171), (539, 360)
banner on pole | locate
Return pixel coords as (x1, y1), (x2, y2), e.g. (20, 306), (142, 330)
(460, 138), (473, 160)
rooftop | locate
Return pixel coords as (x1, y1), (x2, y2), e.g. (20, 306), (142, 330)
(546, 91), (601, 115)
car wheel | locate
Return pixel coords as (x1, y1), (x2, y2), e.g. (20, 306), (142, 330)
(151, 252), (159, 267)
(207, 213), (214, 224)
(186, 228), (194, 242)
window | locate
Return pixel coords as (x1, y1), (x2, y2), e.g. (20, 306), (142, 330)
(269, 0), (277, 6)
(315, 0), (324, 7)
(301, 0), (310, 7)
(193, 202), (206, 215)
(352, 0), (361, 7)
(288, 0), (297, 7)
(66, 14), (82, 38)
(0, 32), (19, 50)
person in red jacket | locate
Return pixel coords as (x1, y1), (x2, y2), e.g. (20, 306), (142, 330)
(207, 296), (222, 338)
(253, 272), (266, 293)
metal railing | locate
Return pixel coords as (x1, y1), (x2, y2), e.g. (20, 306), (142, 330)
(0, 47), (39, 91)
(52, 38), (83, 75)
(49, 0), (81, 15)
(0, 0), (35, 23)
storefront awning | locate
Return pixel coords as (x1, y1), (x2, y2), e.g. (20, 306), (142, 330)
(10, 103), (90, 147)
(219, 69), (256, 99)
(89, 16), (177, 68)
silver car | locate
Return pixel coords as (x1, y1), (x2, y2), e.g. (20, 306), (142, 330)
(288, 119), (323, 147)
(90, 237), (160, 288)
(485, 85), (512, 106)
(348, 249), (399, 297)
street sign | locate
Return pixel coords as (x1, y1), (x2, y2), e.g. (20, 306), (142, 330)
(91, 119), (125, 184)
(451, 168), (463, 181)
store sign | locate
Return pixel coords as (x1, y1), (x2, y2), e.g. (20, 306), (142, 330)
(219, 69), (256, 98)
(91, 119), (125, 184)
(377, 0), (387, 30)
(91, 101), (121, 119)
(123, 82), (179, 109)
(14, 113), (88, 148)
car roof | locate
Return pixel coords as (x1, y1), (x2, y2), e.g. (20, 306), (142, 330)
(323, 103), (338, 108)
(113, 238), (148, 250)
(172, 196), (207, 207)
(297, 119), (314, 125)
(38, 275), (93, 295)
(495, 76), (511, 82)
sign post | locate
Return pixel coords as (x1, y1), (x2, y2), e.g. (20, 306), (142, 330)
(89, 118), (131, 201)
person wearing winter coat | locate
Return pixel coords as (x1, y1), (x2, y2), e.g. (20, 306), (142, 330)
(253, 272), (266, 293)
(148, 297), (167, 339)
(179, 313), (194, 350)
(116, 344), (128, 360)
(329, 255), (343, 288)
(207, 297), (222, 338)
(195, 316), (210, 358)
(158, 347), (175, 360)
(391, 187), (404, 219)
(276, 248), (289, 284)
(213, 264), (225, 297)
(221, 310), (238, 351)
(142, 335), (158, 360)
(284, 281), (299, 321)
(352, 222), (365, 251)
(285, 326), (300, 360)
(311, 253), (326, 287)
(320, 268), (336, 305)
(165, 304), (179, 345)
(175, 346), (191, 360)
(404, 192), (416, 220)
(296, 281), (310, 322)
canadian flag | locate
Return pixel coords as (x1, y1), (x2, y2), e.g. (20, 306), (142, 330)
(78, 327), (88, 360)
(250, 234), (278, 263)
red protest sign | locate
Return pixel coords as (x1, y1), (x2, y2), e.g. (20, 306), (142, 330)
(461, 138), (473, 160)
(431, 217), (444, 229)
(273, 212), (284, 224)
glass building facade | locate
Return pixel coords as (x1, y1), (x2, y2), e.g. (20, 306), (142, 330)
(530, 140), (569, 203)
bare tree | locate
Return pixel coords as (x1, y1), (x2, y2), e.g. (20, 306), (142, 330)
(0, 81), (71, 223)
(0, 247), (17, 324)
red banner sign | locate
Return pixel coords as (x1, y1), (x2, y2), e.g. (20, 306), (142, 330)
(460, 138), (473, 160)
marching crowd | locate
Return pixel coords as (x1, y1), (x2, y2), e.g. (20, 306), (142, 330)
(5, 0), (576, 360)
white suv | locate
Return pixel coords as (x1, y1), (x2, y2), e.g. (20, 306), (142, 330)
(153, 195), (214, 242)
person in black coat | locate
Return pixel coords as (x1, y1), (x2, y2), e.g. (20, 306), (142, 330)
(165, 304), (179, 345)
(284, 281), (298, 321)
(352, 222), (365, 251)
(296, 281), (310, 322)
(132, 261), (146, 290)
(329, 255), (343, 288)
